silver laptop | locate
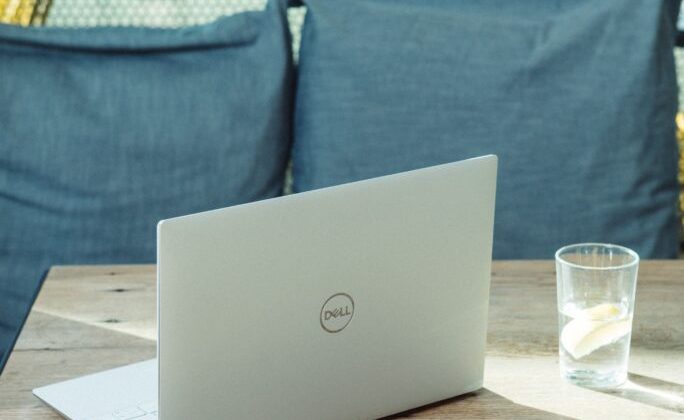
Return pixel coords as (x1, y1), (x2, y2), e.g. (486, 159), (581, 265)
(34, 155), (497, 420)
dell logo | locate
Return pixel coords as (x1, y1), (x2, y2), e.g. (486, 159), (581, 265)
(320, 293), (354, 333)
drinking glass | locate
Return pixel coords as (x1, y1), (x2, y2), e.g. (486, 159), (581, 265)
(555, 243), (639, 388)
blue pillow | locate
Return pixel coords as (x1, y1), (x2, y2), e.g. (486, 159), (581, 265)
(293, 0), (680, 259)
(0, 0), (293, 369)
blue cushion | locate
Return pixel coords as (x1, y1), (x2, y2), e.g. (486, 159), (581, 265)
(293, 0), (680, 259)
(0, 0), (293, 367)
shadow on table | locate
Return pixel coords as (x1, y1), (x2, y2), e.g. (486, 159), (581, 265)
(381, 388), (573, 419)
(597, 373), (684, 414)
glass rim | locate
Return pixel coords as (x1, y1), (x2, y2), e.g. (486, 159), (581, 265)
(555, 242), (639, 271)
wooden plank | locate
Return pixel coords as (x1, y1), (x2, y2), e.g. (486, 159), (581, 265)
(32, 265), (157, 340)
(0, 312), (154, 419)
(0, 261), (682, 419)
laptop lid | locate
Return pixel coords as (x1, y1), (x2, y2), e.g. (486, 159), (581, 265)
(157, 155), (497, 420)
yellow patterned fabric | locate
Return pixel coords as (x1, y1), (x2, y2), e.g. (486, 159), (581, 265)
(0, 0), (49, 25)
(677, 113), (684, 234)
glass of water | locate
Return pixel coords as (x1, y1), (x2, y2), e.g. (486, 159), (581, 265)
(555, 243), (639, 388)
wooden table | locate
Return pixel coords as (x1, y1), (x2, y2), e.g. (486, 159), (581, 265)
(1, 261), (683, 419)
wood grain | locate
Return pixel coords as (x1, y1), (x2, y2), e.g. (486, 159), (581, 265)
(0, 261), (682, 419)
(32, 265), (157, 340)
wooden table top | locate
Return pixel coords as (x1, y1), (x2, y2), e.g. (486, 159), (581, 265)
(0, 261), (683, 419)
